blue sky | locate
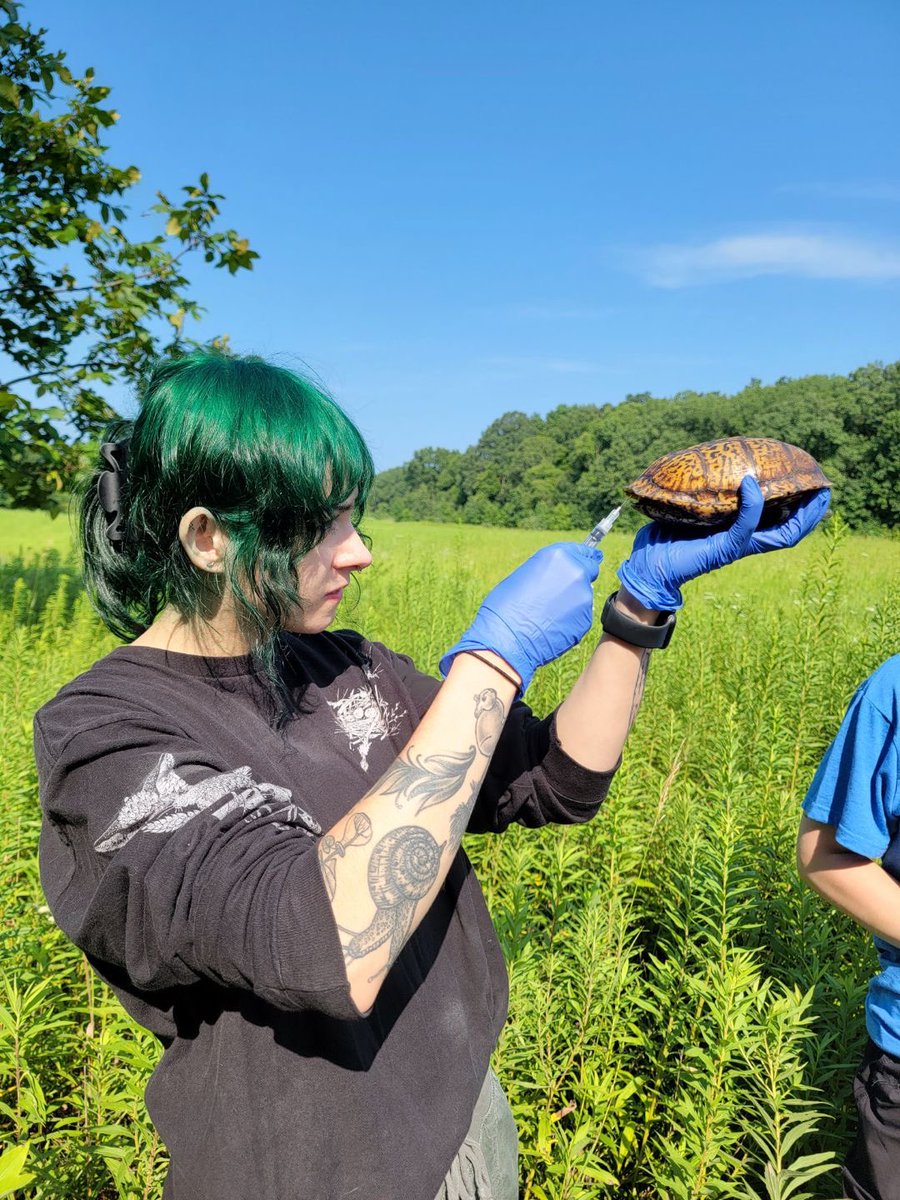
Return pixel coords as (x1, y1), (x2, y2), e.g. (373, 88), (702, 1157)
(30, 0), (900, 471)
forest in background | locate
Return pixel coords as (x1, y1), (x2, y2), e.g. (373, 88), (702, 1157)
(370, 362), (899, 533)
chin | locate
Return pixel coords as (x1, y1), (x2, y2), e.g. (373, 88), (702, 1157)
(282, 609), (331, 636)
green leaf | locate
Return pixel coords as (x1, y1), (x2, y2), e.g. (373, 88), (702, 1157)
(0, 1143), (35, 1197)
(0, 12), (257, 511)
(0, 75), (21, 109)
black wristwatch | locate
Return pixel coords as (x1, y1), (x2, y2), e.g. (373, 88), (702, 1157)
(600, 590), (676, 650)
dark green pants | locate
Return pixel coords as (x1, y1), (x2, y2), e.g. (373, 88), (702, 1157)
(435, 1069), (519, 1200)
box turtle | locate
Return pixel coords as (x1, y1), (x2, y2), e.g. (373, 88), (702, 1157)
(625, 437), (832, 530)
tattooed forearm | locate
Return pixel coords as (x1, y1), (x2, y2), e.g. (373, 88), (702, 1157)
(318, 813), (373, 899)
(378, 745), (477, 814)
(339, 826), (446, 976)
(474, 687), (506, 756)
(627, 650), (651, 732)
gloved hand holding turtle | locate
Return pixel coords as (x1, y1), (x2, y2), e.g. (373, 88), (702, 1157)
(619, 437), (833, 612)
(619, 476), (831, 611)
(439, 542), (603, 697)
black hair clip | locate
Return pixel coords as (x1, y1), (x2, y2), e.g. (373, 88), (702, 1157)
(97, 440), (130, 549)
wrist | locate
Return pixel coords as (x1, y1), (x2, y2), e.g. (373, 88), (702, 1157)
(614, 585), (664, 625)
(616, 560), (684, 613)
(439, 635), (528, 697)
(600, 590), (676, 650)
(459, 649), (522, 692)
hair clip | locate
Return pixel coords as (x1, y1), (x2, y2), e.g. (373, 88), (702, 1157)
(97, 439), (130, 548)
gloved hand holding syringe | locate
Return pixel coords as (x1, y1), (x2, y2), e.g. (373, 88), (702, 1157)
(439, 504), (624, 697)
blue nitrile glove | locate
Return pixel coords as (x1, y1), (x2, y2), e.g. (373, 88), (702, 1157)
(618, 477), (832, 612)
(439, 542), (603, 697)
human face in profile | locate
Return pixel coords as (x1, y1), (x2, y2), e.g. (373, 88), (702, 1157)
(289, 492), (372, 634)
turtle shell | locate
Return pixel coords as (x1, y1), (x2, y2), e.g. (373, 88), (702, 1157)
(625, 437), (831, 529)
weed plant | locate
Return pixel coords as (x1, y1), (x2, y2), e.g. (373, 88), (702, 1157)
(2, 512), (899, 1197)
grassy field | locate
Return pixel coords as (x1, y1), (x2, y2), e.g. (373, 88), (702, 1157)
(2, 508), (899, 1198)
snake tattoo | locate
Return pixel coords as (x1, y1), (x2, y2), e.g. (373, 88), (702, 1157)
(341, 826), (446, 972)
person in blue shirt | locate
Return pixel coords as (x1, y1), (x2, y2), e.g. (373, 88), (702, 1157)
(799, 657), (900, 1200)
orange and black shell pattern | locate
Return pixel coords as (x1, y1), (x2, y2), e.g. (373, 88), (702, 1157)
(625, 437), (832, 529)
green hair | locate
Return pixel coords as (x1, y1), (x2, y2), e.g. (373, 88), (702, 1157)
(80, 351), (374, 708)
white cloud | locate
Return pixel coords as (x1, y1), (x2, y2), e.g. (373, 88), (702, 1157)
(639, 231), (900, 288)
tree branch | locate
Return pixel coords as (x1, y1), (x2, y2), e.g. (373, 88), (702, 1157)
(0, 247), (193, 300)
(0, 362), (99, 390)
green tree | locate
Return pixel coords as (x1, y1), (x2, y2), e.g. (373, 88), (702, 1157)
(372, 363), (900, 534)
(0, 2), (258, 509)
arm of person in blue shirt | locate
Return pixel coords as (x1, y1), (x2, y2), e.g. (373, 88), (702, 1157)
(797, 664), (900, 949)
(797, 816), (900, 949)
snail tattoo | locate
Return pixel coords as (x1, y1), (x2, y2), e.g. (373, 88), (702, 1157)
(341, 826), (445, 973)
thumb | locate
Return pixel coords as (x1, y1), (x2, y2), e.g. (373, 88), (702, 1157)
(572, 542), (603, 581)
(721, 476), (764, 560)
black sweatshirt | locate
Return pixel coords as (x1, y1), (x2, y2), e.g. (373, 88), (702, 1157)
(35, 631), (616, 1200)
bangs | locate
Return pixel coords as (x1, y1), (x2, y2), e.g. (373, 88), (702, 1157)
(320, 414), (375, 514)
(256, 374), (375, 548)
(136, 354), (374, 552)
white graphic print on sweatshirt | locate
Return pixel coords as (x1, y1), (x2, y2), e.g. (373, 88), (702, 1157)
(327, 667), (402, 771)
(94, 753), (322, 853)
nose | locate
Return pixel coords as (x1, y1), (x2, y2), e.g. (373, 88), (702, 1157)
(334, 526), (373, 573)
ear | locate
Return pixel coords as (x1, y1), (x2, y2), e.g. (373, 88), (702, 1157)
(179, 507), (228, 574)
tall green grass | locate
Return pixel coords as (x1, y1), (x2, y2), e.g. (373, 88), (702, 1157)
(1, 511), (898, 1198)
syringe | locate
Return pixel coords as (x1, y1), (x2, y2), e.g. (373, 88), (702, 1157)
(583, 505), (622, 548)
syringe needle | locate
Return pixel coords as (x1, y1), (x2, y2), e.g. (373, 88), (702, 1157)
(583, 505), (622, 548)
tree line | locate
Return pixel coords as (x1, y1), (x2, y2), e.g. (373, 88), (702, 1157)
(370, 362), (899, 533)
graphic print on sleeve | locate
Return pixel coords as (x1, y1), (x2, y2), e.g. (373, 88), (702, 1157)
(327, 667), (402, 770)
(94, 754), (322, 853)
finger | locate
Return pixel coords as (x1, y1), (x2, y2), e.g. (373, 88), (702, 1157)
(554, 541), (603, 581)
(720, 475), (764, 559)
(577, 544), (603, 580)
(749, 487), (832, 553)
(795, 487), (832, 535)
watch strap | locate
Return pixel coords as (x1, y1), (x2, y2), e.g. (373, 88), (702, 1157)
(600, 591), (676, 650)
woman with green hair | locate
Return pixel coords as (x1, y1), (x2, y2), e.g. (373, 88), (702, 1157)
(35, 350), (829, 1199)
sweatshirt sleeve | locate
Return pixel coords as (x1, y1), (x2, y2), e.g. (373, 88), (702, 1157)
(365, 641), (617, 832)
(35, 712), (359, 1021)
(469, 705), (618, 832)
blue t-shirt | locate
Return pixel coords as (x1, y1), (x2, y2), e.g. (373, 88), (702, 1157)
(803, 655), (900, 1055)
